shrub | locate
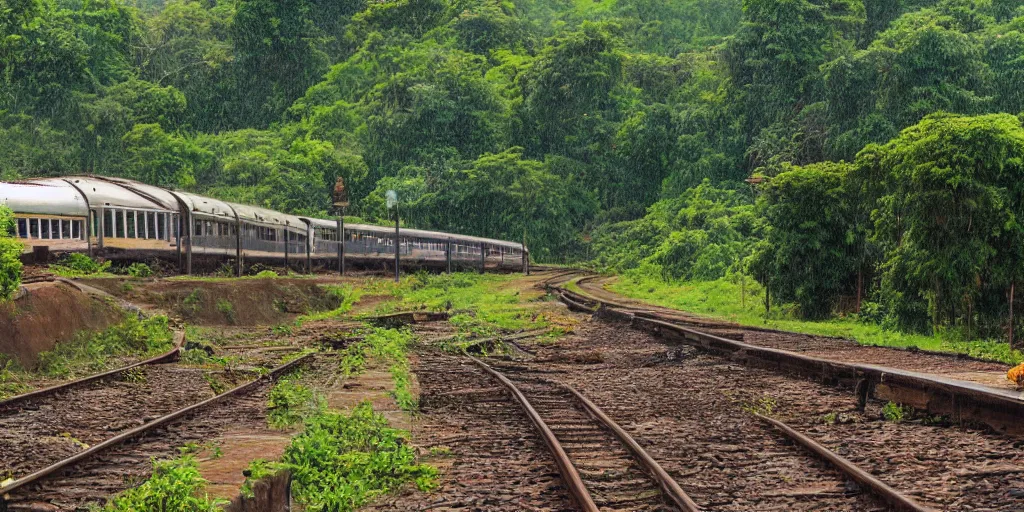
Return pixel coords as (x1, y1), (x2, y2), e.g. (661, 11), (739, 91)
(125, 262), (153, 278)
(100, 455), (225, 511)
(266, 376), (326, 429)
(283, 403), (437, 510)
(0, 206), (22, 301)
(36, 315), (174, 378)
(50, 253), (110, 277)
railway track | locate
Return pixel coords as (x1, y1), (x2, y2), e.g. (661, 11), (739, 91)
(0, 353), (313, 510)
(484, 316), (942, 511)
(467, 354), (696, 512)
(542, 270), (1024, 437)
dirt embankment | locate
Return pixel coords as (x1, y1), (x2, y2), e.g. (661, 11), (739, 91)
(79, 278), (343, 326)
(0, 282), (124, 368)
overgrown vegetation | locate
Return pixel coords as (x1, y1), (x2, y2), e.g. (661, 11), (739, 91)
(266, 373), (326, 429)
(281, 403), (437, 510)
(383, 272), (552, 337)
(607, 276), (1024, 364)
(0, 358), (30, 400)
(99, 455), (225, 511)
(49, 254), (112, 278)
(0, 206), (22, 301)
(36, 315), (174, 378)
(9, 0), (1024, 352)
(339, 327), (418, 411)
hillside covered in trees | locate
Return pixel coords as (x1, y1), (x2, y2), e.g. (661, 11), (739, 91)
(5, 0), (1024, 340)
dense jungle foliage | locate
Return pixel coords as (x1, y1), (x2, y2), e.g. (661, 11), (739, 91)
(5, 0), (1024, 339)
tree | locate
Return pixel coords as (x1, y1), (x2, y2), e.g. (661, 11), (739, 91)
(0, 206), (23, 302)
(750, 162), (860, 319)
(866, 113), (1024, 336)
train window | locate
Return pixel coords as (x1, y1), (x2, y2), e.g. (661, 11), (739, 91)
(17, 219), (26, 238)
(115, 210), (125, 238)
(72, 220), (81, 240)
(156, 213), (165, 240)
(61, 220), (71, 240)
(29, 218), (38, 238)
(103, 210), (114, 238)
(40, 219), (50, 239)
(127, 211), (137, 238)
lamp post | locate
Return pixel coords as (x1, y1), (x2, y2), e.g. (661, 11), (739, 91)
(333, 177), (350, 276)
(387, 190), (399, 283)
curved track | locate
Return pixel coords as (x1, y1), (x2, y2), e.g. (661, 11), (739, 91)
(0, 353), (312, 509)
(468, 354), (697, 512)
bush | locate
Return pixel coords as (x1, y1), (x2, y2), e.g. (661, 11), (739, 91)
(125, 262), (154, 278)
(100, 455), (225, 511)
(36, 315), (174, 378)
(50, 253), (111, 277)
(266, 376), (326, 429)
(283, 403), (436, 510)
(0, 206), (22, 301)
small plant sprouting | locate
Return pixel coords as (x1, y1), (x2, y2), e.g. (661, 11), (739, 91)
(882, 401), (912, 422)
(216, 299), (236, 324)
(743, 395), (777, 416)
(120, 367), (147, 383)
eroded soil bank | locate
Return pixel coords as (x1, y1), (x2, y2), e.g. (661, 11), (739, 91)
(0, 282), (123, 368)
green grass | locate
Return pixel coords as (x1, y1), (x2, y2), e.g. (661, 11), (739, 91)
(293, 284), (363, 326)
(378, 272), (550, 336)
(35, 315), (176, 378)
(337, 327), (419, 411)
(99, 454), (226, 511)
(280, 402), (437, 510)
(267, 372), (327, 429)
(608, 274), (1024, 365)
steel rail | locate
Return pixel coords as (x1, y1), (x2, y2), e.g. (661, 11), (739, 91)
(560, 383), (702, 512)
(752, 413), (936, 512)
(0, 331), (186, 410)
(0, 352), (315, 498)
(552, 278), (1024, 436)
(465, 355), (600, 512)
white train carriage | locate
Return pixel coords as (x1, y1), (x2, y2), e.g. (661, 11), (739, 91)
(0, 175), (529, 274)
(65, 176), (179, 256)
(171, 191), (238, 258)
(0, 179), (90, 254)
(228, 203), (307, 268)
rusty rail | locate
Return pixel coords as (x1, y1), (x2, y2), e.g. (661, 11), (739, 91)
(561, 383), (702, 512)
(551, 280), (1024, 436)
(465, 355), (600, 512)
(0, 331), (187, 410)
(752, 413), (936, 512)
(0, 352), (314, 498)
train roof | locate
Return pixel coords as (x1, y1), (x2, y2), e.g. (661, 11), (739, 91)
(90, 176), (182, 212)
(64, 176), (176, 211)
(229, 202), (305, 230)
(0, 179), (89, 217)
(171, 191), (236, 220)
(303, 217), (524, 250)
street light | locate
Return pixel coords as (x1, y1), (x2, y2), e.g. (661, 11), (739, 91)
(386, 190), (399, 283)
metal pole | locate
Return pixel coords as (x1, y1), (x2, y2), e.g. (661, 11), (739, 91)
(305, 226), (311, 275)
(235, 219), (243, 277)
(394, 204), (400, 283)
(446, 238), (452, 274)
(283, 226), (289, 271)
(186, 211), (193, 276)
(338, 210), (345, 276)
(98, 208), (105, 251)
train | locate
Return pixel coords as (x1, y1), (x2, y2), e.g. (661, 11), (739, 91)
(0, 176), (528, 275)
